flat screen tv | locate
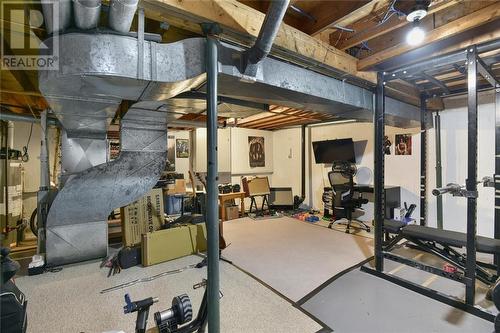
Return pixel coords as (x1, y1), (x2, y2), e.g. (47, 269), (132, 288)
(312, 138), (355, 164)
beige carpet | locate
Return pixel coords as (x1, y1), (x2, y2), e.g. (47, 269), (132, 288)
(223, 216), (374, 302)
(15, 255), (322, 333)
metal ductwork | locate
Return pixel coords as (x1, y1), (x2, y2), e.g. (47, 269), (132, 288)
(42, 0), (137, 33)
(45, 106), (168, 265)
(73, 0), (101, 30)
(41, 0), (72, 34)
(244, 0), (290, 67)
(108, 0), (139, 33)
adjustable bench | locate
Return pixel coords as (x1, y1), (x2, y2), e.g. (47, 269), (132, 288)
(383, 220), (500, 285)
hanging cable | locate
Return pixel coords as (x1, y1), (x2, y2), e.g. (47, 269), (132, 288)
(21, 122), (33, 162)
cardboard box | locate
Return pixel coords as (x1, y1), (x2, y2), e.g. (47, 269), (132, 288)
(226, 205), (239, 220)
(121, 188), (164, 246)
(142, 223), (207, 266)
(165, 179), (187, 195)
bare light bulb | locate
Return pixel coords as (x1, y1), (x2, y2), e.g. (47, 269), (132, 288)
(406, 24), (425, 46)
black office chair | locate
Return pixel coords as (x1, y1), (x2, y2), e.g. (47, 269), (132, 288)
(327, 165), (370, 233)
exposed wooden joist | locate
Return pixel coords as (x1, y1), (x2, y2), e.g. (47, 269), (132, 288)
(141, 0), (376, 82)
(336, 0), (461, 51)
(315, 0), (391, 35)
(358, 1), (500, 70)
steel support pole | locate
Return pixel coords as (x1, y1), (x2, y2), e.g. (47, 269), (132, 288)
(301, 124), (306, 198)
(495, 88), (500, 273)
(435, 111), (443, 229)
(465, 46), (478, 305)
(420, 95), (427, 226)
(37, 110), (50, 254)
(204, 28), (220, 333)
(374, 72), (385, 272)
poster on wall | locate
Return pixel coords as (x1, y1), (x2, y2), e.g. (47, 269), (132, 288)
(248, 136), (265, 167)
(166, 135), (176, 171)
(383, 135), (392, 155)
(395, 134), (412, 155)
(176, 139), (190, 158)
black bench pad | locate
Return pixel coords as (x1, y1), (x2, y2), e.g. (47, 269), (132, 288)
(402, 225), (500, 255)
(384, 220), (406, 233)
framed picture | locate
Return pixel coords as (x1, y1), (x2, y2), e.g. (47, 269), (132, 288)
(248, 136), (265, 167)
(166, 135), (176, 171)
(176, 139), (190, 158)
(395, 134), (412, 155)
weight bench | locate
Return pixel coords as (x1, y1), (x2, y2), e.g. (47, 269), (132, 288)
(383, 220), (500, 285)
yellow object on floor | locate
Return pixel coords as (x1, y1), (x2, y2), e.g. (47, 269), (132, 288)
(142, 224), (207, 266)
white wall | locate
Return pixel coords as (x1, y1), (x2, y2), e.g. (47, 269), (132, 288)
(194, 128), (231, 173)
(426, 92), (496, 237)
(272, 128), (302, 196)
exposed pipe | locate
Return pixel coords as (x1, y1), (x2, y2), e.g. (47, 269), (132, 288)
(434, 111), (443, 229)
(41, 0), (72, 34)
(73, 0), (101, 30)
(205, 32), (220, 333)
(108, 0), (139, 33)
(244, 0), (290, 66)
(0, 109), (59, 126)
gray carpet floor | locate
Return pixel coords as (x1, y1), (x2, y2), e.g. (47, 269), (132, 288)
(301, 267), (494, 333)
(301, 243), (498, 333)
(15, 255), (322, 333)
(222, 216), (373, 301)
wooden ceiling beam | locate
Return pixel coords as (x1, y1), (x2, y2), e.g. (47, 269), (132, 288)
(142, 0), (376, 83)
(317, 0), (391, 35)
(358, 1), (500, 70)
(336, 0), (461, 51)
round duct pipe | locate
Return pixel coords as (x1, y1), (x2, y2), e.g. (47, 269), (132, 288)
(73, 0), (101, 30)
(41, 0), (73, 34)
(108, 0), (139, 33)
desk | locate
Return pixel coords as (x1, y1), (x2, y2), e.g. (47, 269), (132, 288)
(353, 184), (401, 219)
(218, 192), (246, 223)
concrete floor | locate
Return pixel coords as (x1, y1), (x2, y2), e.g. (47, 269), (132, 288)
(14, 255), (322, 333)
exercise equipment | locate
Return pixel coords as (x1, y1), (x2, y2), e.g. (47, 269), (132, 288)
(124, 278), (218, 333)
(383, 220), (500, 285)
(124, 294), (159, 333)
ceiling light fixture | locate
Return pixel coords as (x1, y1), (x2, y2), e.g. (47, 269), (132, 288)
(406, 20), (425, 46)
(405, 0), (430, 46)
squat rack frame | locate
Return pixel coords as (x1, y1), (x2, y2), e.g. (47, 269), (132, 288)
(362, 38), (500, 321)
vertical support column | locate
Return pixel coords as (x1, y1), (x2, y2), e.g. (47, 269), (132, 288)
(435, 111), (444, 229)
(420, 95), (427, 226)
(374, 72), (385, 272)
(495, 87), (500, 272)
(203, 23), (220, 333)
(37, 110), (50, 254)
(301, 124), (306, 199)
(465, 46), (478, 305)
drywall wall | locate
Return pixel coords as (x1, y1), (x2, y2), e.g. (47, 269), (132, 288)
(230, 127), (273, 175)
(305, 122), (421, 222)
(272, 128), (302, 197)
(425, 92), (496, 237)
(193, 128), (231, 173)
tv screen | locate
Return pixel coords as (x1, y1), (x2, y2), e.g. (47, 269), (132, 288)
(312, 138), (355, 164)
